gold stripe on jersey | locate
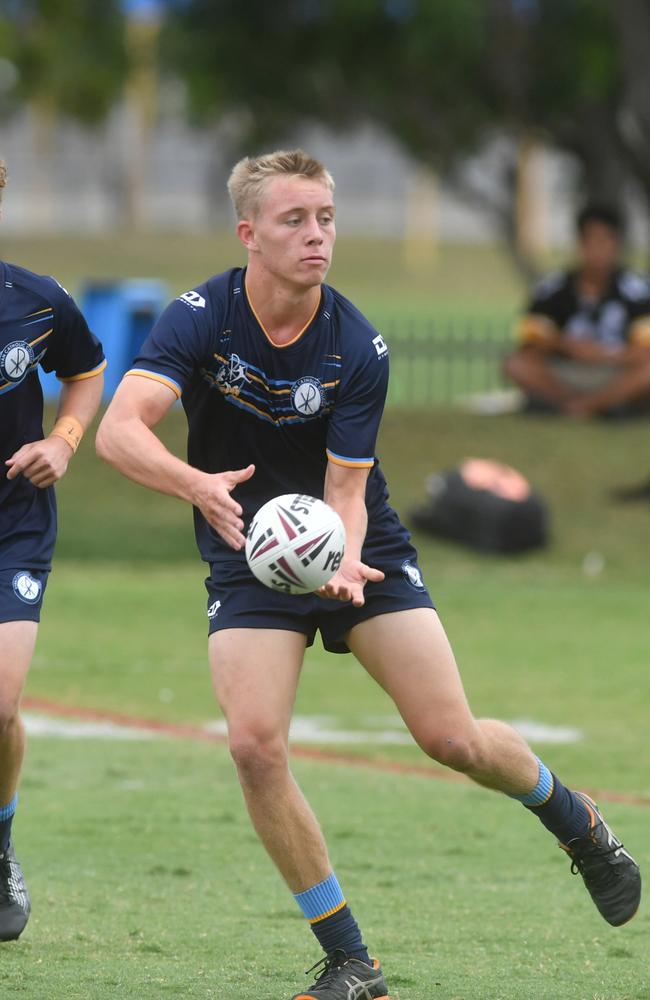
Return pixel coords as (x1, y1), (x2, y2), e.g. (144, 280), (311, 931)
(124, 368), (182, 398)
(29, 328), (53, 347)
(326, 450), (374, 470)
(59, 359), (107, 382)
(25, 307), (55, 318)
(246, 282), (321, 349)
(213, 354), (340, 395)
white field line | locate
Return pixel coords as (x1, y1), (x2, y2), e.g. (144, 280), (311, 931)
(23, 713), (159, 741)
(24, 712), (582, 746)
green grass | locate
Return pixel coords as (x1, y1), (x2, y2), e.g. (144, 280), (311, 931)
(0, 233), (524, 323)
(9, 403), (646, 998)
(30, 560), (650, 797)
(3, 738), (649, 1000)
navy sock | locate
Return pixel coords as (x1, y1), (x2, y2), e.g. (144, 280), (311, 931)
(513, 759), (591, 843)
(294, 873), (371, 965)
(0, 795), (17, 853)
(311, 904), (370, 963)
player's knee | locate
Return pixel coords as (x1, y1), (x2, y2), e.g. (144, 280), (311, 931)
(0, 699), (20, 739)
(418, 729), (482, 773)
(228, 728), (288, 782)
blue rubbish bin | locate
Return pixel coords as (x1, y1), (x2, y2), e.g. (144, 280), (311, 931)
(40, 279), (169, 402)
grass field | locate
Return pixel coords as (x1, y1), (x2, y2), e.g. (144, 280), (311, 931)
(0, 232), (525, 323)
(4, 402), (647, 999)
(2, 235), (649, 998)
(3, 739), (649, 1000)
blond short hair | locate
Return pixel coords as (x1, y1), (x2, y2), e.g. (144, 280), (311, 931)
(227, 149), (335, 221)
(0, 160), (6, 203)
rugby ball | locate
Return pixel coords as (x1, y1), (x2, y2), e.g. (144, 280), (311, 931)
(245, 494), (346, 594)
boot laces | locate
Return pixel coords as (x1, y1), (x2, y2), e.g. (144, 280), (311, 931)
(304, 949), (350, 987)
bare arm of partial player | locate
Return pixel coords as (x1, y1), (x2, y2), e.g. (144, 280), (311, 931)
(5, 372), (104, 488)
(95, 375), (253, 550)
(318, 460), (384, 608)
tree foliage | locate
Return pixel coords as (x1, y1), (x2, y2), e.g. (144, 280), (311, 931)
(161, 0), (650, 268)
(0, 0), (127, 123)
(161, 0), (498, 167)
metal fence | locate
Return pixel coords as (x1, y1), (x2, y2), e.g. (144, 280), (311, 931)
(377, 316), (515, 407)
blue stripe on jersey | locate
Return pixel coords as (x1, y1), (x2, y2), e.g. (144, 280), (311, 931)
(327, 448), (375, 465)
(214, 353), (296, 388)
(225, 391), (324, 426)
(21, 313), (54, 327)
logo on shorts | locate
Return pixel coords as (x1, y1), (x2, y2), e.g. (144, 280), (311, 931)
(401, 560), (425, 591)
(12, 572), (42, 604)
(207, 599), (221, 619)
(291, 376), (325, 416)
(1, 341), (35, 384)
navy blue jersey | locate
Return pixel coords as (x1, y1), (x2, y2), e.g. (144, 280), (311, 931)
(128, 267), (392, 564)
(0, 261), (106, 570)
(518, 269), (650, 349)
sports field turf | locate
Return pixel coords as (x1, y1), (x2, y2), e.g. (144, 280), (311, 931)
(3, 737), (649, 1000)
(2, 235), (649, 998)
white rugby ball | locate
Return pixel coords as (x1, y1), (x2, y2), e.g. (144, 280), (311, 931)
(245, 494), (346, 595)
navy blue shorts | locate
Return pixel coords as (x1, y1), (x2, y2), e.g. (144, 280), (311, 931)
(0, 568), (49, 624)
(205, 509), (435, 654)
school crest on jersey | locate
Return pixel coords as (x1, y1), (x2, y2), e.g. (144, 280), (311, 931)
(213, 353), (250, 397)
(291, 376), (325, 416)
(1, 340), (35, 385)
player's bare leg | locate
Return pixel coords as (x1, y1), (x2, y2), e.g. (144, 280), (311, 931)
(503, 349), (575, 409)
(210, 627), (386, 996)
(209, 628), (331, 889)
(0, 620), (36, 940)
(348, 607), (640, 926)
(347, 608), (539, 792)
(564, 358), (650, 417)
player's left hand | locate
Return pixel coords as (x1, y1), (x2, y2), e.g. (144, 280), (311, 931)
(5, 436), (74, 488)
(317, 559), (385, 608)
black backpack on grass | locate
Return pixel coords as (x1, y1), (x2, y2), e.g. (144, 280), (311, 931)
(409, 462), (549, 554)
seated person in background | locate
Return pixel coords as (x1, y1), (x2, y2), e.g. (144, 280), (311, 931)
(504, 204), (650, 417)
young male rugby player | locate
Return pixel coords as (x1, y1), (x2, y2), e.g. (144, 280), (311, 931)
(96, 151), (640, 999)
(0, 160), (106, 940)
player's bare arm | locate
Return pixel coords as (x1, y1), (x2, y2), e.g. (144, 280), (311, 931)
(96, 376), (253, 550)
(5, 372), (104, 489)
(318, 460), (384, 607)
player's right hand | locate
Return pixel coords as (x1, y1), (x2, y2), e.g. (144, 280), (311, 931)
(193, 464), (255, 550)
(5, 436), (73, 488)
(318, 558), (385, 608)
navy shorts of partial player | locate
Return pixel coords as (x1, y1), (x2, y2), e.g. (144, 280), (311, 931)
(0, 260), (106, 622)
(126, 267), (434, 641)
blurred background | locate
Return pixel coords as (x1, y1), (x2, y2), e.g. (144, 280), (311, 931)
(4, 0), (650, 405)
(1, 0), (649, 682)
